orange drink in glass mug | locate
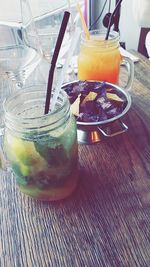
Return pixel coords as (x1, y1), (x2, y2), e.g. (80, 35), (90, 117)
(78, 30), (134, 90)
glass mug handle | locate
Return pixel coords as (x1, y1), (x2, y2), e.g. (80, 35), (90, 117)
(121, 56), (134, 91)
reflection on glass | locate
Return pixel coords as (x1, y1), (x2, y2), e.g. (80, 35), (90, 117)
(0, 0), (42, 88)
(29, 0), (84, 64)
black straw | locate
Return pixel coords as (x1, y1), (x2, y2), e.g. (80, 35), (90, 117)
(44, 11), (70, 114)
(105, 0), (123, 40)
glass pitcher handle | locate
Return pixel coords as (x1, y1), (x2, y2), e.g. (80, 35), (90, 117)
(121, 56), (134, 91)
(0, 145), (7, 170)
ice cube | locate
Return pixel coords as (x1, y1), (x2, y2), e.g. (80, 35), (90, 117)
(96, 97), (113, 111)
(80, 100), (98, 115)
(106, 107), (119, 118)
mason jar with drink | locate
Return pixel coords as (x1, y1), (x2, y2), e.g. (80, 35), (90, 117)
(78, 30), (134, 91)
(3, 86), (79, 201)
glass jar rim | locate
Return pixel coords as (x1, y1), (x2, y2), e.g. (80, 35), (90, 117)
(82, 29), (119, 38)
(4, 86), (70, 132)
(81, 29), (120, 45)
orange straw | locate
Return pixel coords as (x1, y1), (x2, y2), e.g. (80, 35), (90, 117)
(76, 2), (90, 40)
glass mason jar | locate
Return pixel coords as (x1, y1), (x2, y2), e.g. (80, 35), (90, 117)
(3, 86), (78, 201)
(78, 30), (134, 89)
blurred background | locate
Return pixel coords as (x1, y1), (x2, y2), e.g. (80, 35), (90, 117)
(0, 0), (148, 56)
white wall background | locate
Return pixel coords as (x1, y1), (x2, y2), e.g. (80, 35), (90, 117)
(119, 0), (141, 50)
(0, 0), (142, 51)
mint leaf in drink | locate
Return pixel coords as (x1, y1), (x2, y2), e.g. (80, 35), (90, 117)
(34, 142), (68, 166)
(12, 162), (30, 186)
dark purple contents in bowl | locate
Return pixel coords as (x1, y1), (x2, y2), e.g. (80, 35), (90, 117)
(63, 81), (128, 123)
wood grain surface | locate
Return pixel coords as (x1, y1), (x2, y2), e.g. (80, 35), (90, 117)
(0, 51), (150, 267)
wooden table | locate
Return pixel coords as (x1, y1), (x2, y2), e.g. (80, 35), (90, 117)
(0, 51), (150, 267)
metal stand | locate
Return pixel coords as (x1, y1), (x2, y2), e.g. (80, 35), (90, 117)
(114, 0), (121, 32)
(138, 28), (149, 58)
(88, 0), (122, 31)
